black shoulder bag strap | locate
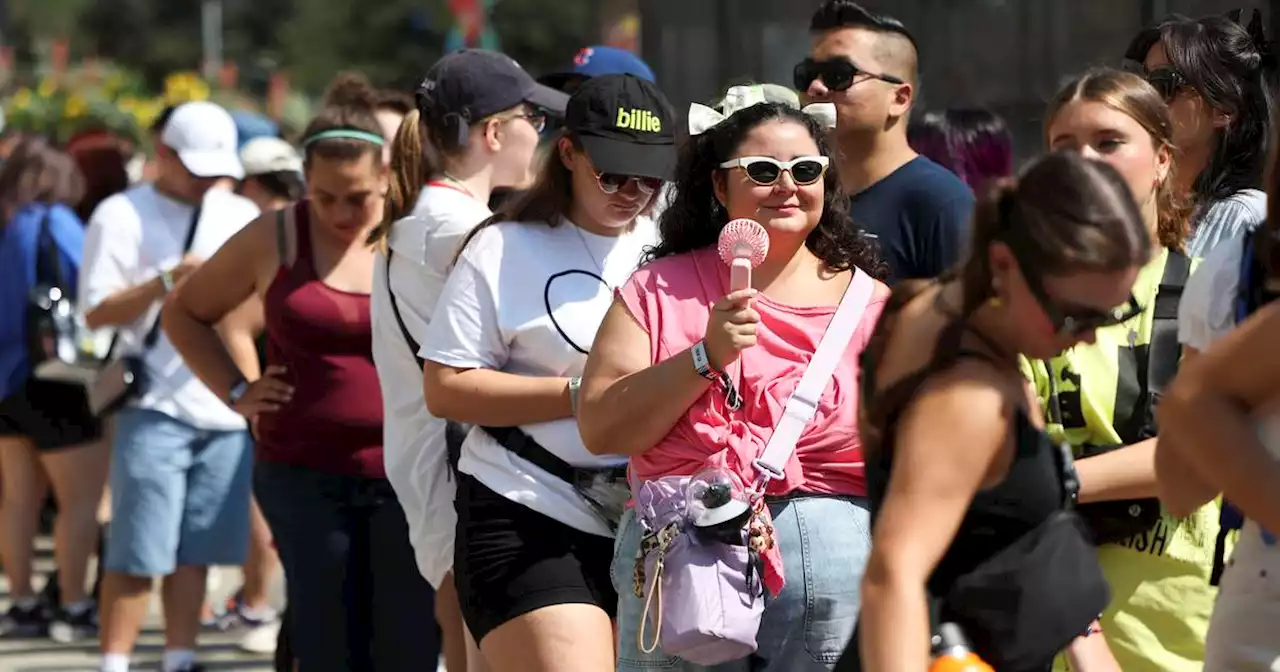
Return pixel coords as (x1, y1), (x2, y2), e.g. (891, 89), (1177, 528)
(1140, 249), (1191, 438)
(104, 202), (203, 359)
(34, 207), (64, 290)
(385, 246), (468, 478)
(385, 248), (425, 367)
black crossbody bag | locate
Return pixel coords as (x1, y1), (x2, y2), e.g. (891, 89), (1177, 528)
(26, 209), (80, 374)
(384, 249), (628, 527)
(87, 204), (202, 416)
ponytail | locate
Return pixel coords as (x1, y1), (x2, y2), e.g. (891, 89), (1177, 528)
(369, 109), (440, 248)
(954, 181), (1012, 315)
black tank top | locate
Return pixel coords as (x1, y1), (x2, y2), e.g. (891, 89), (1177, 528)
(859, 283), (1069, 597)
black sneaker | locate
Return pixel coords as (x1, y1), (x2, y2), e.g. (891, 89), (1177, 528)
(48, 602), (98, 643)
(0, 602), (49, 638)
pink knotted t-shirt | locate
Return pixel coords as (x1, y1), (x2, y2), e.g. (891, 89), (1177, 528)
(617, 247), (888, 594)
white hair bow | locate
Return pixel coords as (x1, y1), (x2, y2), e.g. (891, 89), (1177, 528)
(687, 85), (837, 136)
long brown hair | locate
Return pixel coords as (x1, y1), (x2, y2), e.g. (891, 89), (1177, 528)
(954, 151), (1154, 315)
(1046, 68), (1192, 252)
(0, 136), (86, 228)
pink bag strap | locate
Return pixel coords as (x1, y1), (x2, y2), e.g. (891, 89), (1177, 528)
(752, 269), (874, 484)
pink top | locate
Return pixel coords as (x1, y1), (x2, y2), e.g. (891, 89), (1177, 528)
(619, 247), (887, 493)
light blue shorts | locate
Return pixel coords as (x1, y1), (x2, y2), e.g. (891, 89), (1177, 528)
(105, 407), (253, 576)
(612, 494), (871, 671)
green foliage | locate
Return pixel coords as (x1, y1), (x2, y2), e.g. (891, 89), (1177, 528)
(50, 0), (599, 96)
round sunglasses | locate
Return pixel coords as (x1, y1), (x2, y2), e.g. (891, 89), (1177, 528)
(793, 57), (904, 92)
(595, 171), (662, 195)
(718, 156), (830, 186)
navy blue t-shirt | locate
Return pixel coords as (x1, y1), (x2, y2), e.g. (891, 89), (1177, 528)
(848, 156), (974, 284)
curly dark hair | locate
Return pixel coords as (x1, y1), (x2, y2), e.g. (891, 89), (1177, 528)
(646, 101), (886, 279)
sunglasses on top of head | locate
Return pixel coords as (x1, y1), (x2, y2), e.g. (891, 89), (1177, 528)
(719, 156), (830, 186)
(594, 172), (663, 195)
(793, 57), (904, 92)
(1142, 66), (1188, 102)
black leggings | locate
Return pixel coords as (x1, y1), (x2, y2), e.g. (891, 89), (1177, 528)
(255, 461), (440, 672)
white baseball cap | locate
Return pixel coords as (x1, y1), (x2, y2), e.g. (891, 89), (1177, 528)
(161, 101), (244, 179)
(240, 137), (303, 176)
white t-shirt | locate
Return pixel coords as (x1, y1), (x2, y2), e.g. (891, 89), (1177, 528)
(370, 184), (492, 588)
(421, 216), (658, 538)
(1178, 231), (1280, 456)
(80, 184), (260, 431)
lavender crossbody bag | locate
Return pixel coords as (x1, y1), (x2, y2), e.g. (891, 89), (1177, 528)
(631, 271), (874, 665)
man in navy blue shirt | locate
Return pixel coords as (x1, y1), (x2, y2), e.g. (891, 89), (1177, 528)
(799, 1), (974, 283)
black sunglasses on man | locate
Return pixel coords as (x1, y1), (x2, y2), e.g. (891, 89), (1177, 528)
(793, 57), (904, 93)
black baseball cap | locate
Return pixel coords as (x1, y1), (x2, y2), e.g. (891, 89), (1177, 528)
(565, 74), (676, 181)
(420, 49), (569, 122)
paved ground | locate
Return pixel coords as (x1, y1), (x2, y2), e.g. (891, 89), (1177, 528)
(0, 537), (275, 671)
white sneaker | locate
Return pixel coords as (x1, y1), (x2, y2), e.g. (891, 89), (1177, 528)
(239, 619), (281, 654)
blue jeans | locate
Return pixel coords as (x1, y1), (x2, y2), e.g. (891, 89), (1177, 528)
(105, 407), (253, 576)
(613, 494), (871, 671)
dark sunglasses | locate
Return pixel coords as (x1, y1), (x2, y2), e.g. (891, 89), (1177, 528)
(595, 172), (662, 195)
(719, 156), (829, 186)
(793, 57), (904, 92)
(1019, 260), (1144, 337)
(1143, 67), (1188, 102)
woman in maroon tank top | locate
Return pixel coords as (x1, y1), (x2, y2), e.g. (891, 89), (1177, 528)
(162, 74), (440, 671)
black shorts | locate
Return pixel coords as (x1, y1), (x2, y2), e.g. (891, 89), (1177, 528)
(0, 379), (101, 450)
(453, 472), (617, 643)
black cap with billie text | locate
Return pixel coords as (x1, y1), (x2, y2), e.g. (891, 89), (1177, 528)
(565, 74), (677, 181)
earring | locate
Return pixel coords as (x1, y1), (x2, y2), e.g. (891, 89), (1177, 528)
(989, 277), (1004, 307)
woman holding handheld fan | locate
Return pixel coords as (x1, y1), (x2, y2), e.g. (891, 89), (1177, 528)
(578, 84), (889, 671)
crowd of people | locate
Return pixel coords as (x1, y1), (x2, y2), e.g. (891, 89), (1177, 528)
(2, 1), (1280, 671)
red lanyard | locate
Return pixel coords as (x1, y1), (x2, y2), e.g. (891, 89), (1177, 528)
(426, 179), (479, 202)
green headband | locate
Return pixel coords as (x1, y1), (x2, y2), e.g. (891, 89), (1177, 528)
(301, 129), (386, 147)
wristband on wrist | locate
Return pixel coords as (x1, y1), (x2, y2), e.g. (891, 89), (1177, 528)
(227, 378), (249, 406)
(568, 376), (582, 416)
(159, 269), (175, 292)
(691, 340), (720, 381)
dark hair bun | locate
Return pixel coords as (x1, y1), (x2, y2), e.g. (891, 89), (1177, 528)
(322, 72), (379, 111)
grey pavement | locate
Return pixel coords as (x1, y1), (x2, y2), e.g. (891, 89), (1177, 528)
(1, 537), (447, 672)
(0, 536), (274, 671)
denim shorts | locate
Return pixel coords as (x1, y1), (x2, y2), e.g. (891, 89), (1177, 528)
(104, 407), (253, 576)
(612, 494), (871, 671)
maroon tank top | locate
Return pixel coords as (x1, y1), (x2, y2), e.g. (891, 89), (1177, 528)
(255, 202), (385, 478)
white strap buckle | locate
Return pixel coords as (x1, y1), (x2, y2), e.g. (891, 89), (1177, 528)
(782, 394), (819, 424)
